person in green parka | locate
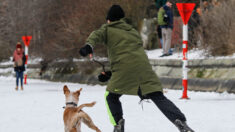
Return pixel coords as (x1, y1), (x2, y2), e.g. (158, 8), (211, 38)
(79, 5), (194, 132)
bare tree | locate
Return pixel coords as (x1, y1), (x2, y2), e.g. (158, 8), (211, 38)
(39, 0), (152, 61)
(0, 0), (152, 61)
(198, 0), (235, 56)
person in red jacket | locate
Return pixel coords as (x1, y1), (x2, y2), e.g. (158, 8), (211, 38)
(13, 42), (26, 91)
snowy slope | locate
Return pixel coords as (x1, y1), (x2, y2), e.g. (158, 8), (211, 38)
(0, 77), (235, 132)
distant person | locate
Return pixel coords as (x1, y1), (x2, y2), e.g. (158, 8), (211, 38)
(13, 42), (26, 91)
(157, 25), (173, 54)
(79, 4), (194, 132)
(196, 7), (201, 16)
(202, 1), (213, 13)
(158, 1), (174, 57)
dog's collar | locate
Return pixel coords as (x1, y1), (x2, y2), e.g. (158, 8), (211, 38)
(66, 102), (77, 107)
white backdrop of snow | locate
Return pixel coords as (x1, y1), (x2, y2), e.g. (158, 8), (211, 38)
(0, 77), (235, 132)
(1, 49), (235, 132)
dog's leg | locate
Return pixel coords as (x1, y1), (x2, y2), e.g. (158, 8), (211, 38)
(76, 102), (96, 112)
(64, 127), (76, 132)
(65, 126), (77, 132)
(64, 117), (81, 132)
(70, 127), (77, 132)
(64, 127), (68, 132)
(80, 112), (101, 132)
(75, 124), (81, 132)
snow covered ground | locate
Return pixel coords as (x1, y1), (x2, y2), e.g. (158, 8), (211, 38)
(146, 48), (235, 60)
(0, 57), (43, 66)
(0, 77), (235, 132)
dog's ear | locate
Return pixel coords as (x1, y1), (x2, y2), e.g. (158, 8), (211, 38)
(63, 85), (70, 94)
(75, 88), (82, 95)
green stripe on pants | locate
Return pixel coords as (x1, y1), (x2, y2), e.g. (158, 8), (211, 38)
(105, 91), (117, 126)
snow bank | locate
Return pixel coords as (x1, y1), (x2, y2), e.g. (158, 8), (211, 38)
(146, 48), (235, 60)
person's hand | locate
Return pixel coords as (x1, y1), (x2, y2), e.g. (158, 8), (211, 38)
(98, 71), (112, 82)
(79, 44), (93, 57)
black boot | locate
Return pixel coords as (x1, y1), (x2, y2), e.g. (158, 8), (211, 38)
(113, 119), (125, 132)
(174, 119), (194, 132)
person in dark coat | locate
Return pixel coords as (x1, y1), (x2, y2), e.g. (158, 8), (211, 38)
(158, 1), (174, 57)
(13, 42), (26, 91)
(157, 25), (173, 54)
(79, 5), (194, 132)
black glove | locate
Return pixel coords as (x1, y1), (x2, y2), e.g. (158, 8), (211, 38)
(98, 71), (112, 82)
(79, 44), (93, 57)
(163, 14), (170, 24)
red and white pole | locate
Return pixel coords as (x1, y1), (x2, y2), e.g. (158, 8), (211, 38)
(176, 3), (195, 99)
(24, 46), (29, 84)
(182, 24), (189, 99)
(22, 36), (32, 85)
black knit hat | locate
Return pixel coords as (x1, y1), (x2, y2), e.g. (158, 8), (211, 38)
(106, 5), (125, 22)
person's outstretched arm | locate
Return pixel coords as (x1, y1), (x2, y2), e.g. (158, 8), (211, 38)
(79, 24), (107, 57)
(86, 24), (107, 47)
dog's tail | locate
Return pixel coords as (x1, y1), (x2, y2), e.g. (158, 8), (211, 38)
(76, 101), (96, 112)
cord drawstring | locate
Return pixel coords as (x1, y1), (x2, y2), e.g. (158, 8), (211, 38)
(139, 99), (151, 110)
(138, 88), (151, 110)
(89, 54), (106, 72)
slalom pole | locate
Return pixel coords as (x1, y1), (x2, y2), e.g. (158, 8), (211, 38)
(22, 36), (32, 84)
(176, 3), (195, 99)
(24, 45), (29, 84)
(181, 24), (189, 99)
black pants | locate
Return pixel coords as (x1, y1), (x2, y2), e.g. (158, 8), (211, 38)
(105, 91), (186, 126)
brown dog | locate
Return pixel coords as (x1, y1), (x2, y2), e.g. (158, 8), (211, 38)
(63, 85), (101, 132)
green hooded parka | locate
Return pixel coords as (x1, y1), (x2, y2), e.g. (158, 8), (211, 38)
(86, 19), (163, 95)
